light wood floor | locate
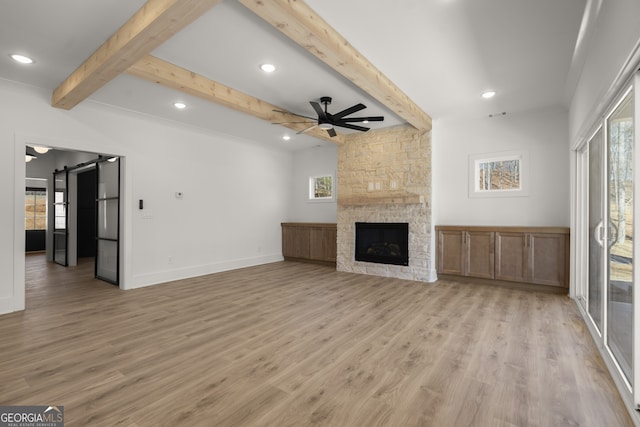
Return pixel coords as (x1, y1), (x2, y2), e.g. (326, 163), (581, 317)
(0, 254), (632, 426)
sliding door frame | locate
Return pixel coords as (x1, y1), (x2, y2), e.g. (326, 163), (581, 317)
(634, 70), (640, 409)
(574, 70), (639, 413)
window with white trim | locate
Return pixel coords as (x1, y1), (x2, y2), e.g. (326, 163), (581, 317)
(469, 151), (529, 197)
(309, 174), (334, 201)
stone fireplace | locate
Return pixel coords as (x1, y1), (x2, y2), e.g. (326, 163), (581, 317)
(337, 125), (436, 282)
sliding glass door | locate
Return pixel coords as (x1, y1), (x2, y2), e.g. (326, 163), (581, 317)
(577, 79), (636, 400)
(607, 88), (634, 384)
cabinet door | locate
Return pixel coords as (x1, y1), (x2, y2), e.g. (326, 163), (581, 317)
(309, 227), (337, 261)
(466, 231), (495, 279)
(495, 232), (527, 282)
(528, 233), (567, 287)
(282, 226), (310, 258)
(437, 230), (465, 275)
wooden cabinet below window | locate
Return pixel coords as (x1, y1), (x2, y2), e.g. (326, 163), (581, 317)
(437, 229), (494, 279)
(436, 226), (569, 290)
(282, 223), (337, 265)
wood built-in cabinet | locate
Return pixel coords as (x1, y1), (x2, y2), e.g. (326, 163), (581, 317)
(436, 226), (570, 289)
(281, 223), (337, 265)
(437, 229), (495, 279)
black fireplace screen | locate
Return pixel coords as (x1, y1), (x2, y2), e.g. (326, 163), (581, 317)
(355, 222), (409, 266)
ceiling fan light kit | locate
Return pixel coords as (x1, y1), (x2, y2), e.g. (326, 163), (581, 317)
(272, 96), (384, 138)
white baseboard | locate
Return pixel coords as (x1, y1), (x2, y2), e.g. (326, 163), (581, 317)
(129, 254), (284, 290)
(0, 296), (25, 316)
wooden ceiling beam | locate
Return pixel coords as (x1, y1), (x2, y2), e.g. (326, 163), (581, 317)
(126, 55), (345, 144)
(51, 0), (223, 110)
(238, 0), (432, 131)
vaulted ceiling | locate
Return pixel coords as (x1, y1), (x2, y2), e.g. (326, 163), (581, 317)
(1, 0), (587, 150)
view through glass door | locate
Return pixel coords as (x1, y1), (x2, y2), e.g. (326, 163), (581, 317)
(95, 158), (120, 284)
(53, 169), (68, 266)
(607, 89), (634, 384)
(578, 81), (635, 397)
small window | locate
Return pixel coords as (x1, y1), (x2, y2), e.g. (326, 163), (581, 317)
(25, 188), (47, 230)
(469, 151), (529, 197)
(309, 174), (334, 201)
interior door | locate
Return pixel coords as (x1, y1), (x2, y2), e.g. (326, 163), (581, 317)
(95, 158), (120, 284)
(53, 169), (68, 266)
(606, 89), (634, 385)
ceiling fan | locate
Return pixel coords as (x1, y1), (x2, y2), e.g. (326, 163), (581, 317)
(273, 97), (384, 137)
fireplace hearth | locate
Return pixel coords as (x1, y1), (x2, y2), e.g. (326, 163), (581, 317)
(355, 222), (409, 266)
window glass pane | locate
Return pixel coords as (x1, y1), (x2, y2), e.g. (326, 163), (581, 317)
(54, 191), (66, 230)
(97, 239), (118, 282)
(25, 189), (46, 230)
(476, 158), (520, 191)
(310, 175), (333, 199)
(607, 88), (633, 384)
(98, 159), (119, 199)
(97, 199), (118, 240)
(54, 233), (66, 265)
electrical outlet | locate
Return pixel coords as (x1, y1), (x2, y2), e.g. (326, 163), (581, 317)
(368, 182), (374, 192)
(375, 182), (381, 191)
(390, 180), (398, 190)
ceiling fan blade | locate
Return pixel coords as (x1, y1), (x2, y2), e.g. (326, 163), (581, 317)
(272, 121), (316, 125)
(272, 109), (316, 121)
(339, 116), (385, 123)
(332, 103), (366, 119)
(327, 128), (337, 137)
(297, 124), (318, 134)
(334, 122), (370, 132)
(310, 102), (328, 120)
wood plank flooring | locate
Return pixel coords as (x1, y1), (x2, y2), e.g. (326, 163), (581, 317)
(0, 254), (633, 426)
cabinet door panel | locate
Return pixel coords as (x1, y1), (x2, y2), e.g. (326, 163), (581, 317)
(282, 226), (310, 258)
(495, 232), (527, 282)
(437, 230), (464, 275)
(529, 233), (567, 287)
(309, 227), (337, 261)
(466, 231), (495, 279)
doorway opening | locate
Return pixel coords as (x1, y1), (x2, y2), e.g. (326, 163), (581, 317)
(25, 146), (122, 293)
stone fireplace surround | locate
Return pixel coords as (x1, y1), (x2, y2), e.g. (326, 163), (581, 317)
(336, 125), (436, 282)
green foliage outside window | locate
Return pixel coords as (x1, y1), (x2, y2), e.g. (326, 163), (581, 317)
(310, 175), (333, 199)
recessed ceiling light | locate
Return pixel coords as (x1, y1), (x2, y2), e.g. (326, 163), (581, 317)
(481, 91), (496, 99)
(363, 120), (369, 124)
(282, 135), (291, 141)
(173, 102), (187, 109)
(32, 146), (50, 154)
(10, 54), (34, 64)
(260, 63), (276, 73)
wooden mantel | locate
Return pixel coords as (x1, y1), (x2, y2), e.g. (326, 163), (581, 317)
(338, 193), (425, 207)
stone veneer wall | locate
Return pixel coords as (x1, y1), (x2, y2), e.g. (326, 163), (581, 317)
(337, 125), (436, 282)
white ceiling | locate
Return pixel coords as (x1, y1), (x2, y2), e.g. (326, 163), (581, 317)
(0, 0), (586, 151)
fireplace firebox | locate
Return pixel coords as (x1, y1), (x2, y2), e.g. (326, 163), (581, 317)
(355, 222), (409, 266)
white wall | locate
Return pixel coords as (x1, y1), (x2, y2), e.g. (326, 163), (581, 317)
(433, 106), (570, 227)
(1, 79), (293, 314)
(569, 0), (640, 142)
(288, 144), (338, 222)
